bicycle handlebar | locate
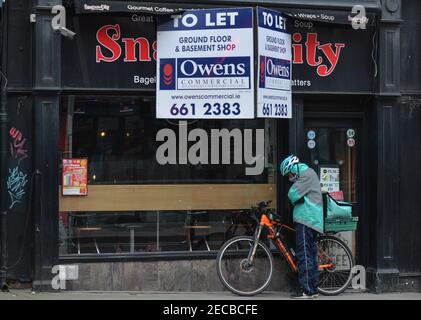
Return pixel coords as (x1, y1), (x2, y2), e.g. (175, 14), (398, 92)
(253, 200), (272, 209)
(248, 200), (274, 223)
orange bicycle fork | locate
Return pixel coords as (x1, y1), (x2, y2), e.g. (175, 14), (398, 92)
(259, 215), (298, 273)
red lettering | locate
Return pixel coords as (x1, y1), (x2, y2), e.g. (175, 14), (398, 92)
(152, 40), (157, 62)
(305, 33), (322, 67)
(96, 24), (122, 63)
(122, 37), (151, 62)
(95, 24), (156, 63)
(292, 32), (345, 77)
(317, 43), (345, 76)
(292, 33), (303, 64)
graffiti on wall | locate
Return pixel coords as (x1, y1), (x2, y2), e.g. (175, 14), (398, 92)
(7, 166), (28, 209)
(6, 99), (31, 210)
(9, 127), (28, 164)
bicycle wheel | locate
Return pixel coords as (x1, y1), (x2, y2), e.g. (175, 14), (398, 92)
(216, 235), (274, 296)
(317, 235), (354, 296)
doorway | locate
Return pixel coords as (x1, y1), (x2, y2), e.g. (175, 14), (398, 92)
(303, 115), (363, 260)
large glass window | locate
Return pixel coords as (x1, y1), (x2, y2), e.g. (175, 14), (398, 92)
(59, 95), (277, 256)
(59, 210), (256, 255)
(60, 95), (271, 184)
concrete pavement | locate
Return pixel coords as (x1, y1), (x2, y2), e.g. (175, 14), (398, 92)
(0, 290), (420, 300)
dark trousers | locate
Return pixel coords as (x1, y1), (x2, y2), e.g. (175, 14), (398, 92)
(295, 223), (319, 295)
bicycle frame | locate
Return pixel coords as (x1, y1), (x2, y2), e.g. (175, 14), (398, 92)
(259, 213), (298, 272)
(249, 210), (334, 273)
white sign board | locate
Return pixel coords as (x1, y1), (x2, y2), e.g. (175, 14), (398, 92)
(257, 7), (292, 118)
(156, 8), (254, 119)
(320, 166), (340, 193)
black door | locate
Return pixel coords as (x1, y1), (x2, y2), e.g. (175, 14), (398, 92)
(303, 116), (363, 261)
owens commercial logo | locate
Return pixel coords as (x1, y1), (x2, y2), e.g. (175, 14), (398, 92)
(160, 57), (251, 91)
(84, 4), (110, 11)
(178, 57), (248, 78)
(265, 57), (290, 79)
(160, 59), (176, 90)
(259, 56), (290, 91)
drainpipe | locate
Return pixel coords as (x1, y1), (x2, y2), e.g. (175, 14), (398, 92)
(0, 0), (9, 291)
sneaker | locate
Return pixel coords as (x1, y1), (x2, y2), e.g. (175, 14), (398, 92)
(290, 292), (315, 299)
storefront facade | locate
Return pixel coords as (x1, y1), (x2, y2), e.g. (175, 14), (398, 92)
(1, 0), (420, 293)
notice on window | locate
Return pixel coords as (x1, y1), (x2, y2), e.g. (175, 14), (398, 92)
(156, 8), (254, 119)
(257, 7), (292, 118)
(62, 159), (88, 196)
(320, 166), (340, 193)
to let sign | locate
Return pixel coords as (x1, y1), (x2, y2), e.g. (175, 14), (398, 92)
(257, 7), (292, 118)
(156, 8), (255, 119)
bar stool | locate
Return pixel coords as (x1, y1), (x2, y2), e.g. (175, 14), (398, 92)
(71, 213), (103, 254)
(184, 211), (212, 251)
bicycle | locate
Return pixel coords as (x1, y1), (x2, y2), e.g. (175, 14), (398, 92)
(216, 200), (354, 296)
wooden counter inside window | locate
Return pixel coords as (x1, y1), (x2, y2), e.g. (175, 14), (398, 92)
(59, 184), (276, 211)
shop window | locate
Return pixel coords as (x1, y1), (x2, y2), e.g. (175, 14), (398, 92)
(58, 95), (277, 256)
(59, 95), (271, 184)
(59, 210), (256, 255)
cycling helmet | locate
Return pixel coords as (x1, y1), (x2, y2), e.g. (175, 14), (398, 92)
(280, 155), (299, 176)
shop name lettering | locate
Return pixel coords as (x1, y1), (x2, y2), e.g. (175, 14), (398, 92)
(156, 122), (264, 176)
(95, 24), (344, 76)
(292, 33), (344, 76)
(96, 24), (156, 63)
